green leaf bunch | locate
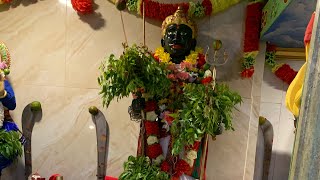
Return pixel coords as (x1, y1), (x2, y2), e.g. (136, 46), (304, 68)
(171, 83), (242, 155)
(119, 156), (170, 180)
(265, 51), (276, 68)
(0, 129), (23, 160)
(242, 56), (256, 69)
(188, 2), (205, 18)
(98, 45), (171, 107)
(126, 0), (138, 12)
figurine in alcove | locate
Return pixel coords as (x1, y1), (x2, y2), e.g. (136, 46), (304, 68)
(0, 42), (23, 177)
(127, 6), (241, 180)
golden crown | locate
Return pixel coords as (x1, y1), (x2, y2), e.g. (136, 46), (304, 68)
(161, 6), (197, 39)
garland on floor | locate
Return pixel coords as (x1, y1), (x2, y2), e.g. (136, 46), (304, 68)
(0, 0), (11, 4)
(265, 44), (297, 84)
(240, 1), (263, 78)
(71, 0), (93, 14)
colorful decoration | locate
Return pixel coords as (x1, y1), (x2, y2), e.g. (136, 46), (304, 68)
(0, 42), (24, 176)
(265, 43), (297, 84)
(241, 1), (263, 78)
(285, 12), (315, 118)
(99, 7), (241, 179)
(71, 0), (93, 14)
(99, 44), (241, 179)
(108, 0), (243, 20)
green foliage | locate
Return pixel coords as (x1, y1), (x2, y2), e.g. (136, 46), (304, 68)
(171, 83), (242, 155)
(126, 0), (138, 12)
(119, 156), (170, 180)
(265, 51), (276, 68)
(98, 45), (171, 107)
(0, 129), (23, 160)
(188, 2), (205, 18)
(242, 56), (256, 69)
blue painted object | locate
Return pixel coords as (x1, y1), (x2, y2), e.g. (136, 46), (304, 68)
(261, 0), (317, 48)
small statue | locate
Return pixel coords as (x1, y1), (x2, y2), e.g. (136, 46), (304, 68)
(0, 42), (23, 176)
(130, 7), (210, 180)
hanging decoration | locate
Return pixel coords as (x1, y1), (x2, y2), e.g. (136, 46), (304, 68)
(240, 1), (263, 78)
(108, 0), (243, 20)
(265, 43), (297, 84)
(71, 0), (93, 14)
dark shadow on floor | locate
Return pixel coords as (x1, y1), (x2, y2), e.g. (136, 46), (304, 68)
(78, 2), (106, 30)
(0, 0), (43, 12)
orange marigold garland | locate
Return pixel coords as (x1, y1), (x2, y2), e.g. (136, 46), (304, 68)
(241, 1), (263, 78)
(71, 0), (93, 14)
(265, 44), (297, 84)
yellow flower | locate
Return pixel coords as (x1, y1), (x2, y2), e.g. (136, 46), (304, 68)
(160, 53), (171, 63)
(154, 47), (165, 57)
(195, 47), (203, 54)
(184, 51), (198, 65)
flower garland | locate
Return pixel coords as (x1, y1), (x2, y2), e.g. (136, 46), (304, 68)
(152, 46), (213, 178)
(71, 0), (93, 14)
(265, 44), (297, 84)
(153, 46), (205, 67)
(110, 0), (243, 20)
(241, 1), (263, 78)
(143, 100), (165, 164)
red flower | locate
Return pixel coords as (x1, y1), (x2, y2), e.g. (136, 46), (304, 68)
(147, 143), (163, 159)
(2, 0), (12, 3)
(144, 121), (160, 136)
(201, 77), (213, 84)
(141, 0), (189, 21)
(274, 64), (297, 84)
(201, 0), (212, 16)
(160, 161), (170, 172)
(153, 54), (160, 62)
(241, 67), (254, 78)
(144, 101), (157, 112)
(174, 159), (191, 177)
(197, 54), (206, 69)
(266, 43), (277, 52)
(176, 72), (190, 80)
(164, 111), (175, 125)
(243, 2), (263, 52)
(168, 74), (176, 80)
(71, 0), (93, 14)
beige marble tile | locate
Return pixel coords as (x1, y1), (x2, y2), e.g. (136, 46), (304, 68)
(207, 98), (251, 180)
(251, 43), (266, 97)
(270, 105), (295, 180)
(261, 67), (284, 103)
(0, 0), (67, 87)
(259, 102), (282, 180)
(65, 0), (147, 89)
(244, 96), (261, 180)
(4, 84), (139, 179)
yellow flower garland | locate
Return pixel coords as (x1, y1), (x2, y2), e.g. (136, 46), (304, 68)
(154, 46), (203, 65)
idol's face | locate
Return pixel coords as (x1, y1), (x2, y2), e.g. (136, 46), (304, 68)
(162, 24), (195, 60)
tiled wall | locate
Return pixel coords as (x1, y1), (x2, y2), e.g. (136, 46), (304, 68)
(260, 60), (304, 180)
(0, 1), (264, 179)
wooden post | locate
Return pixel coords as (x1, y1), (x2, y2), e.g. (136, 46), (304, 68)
(289, 1), (320, 179)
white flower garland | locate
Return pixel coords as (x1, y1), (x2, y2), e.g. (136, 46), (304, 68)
(0, 102), (4, 128)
